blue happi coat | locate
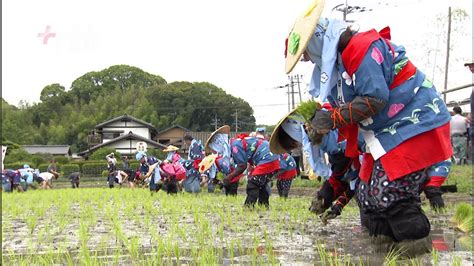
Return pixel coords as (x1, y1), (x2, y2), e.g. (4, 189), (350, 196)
(329, 39), (451, 160)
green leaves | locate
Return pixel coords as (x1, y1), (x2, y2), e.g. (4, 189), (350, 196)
(294, 99), (321, 122)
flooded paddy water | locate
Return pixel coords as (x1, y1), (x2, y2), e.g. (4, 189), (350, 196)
(2, 188), (473, 265)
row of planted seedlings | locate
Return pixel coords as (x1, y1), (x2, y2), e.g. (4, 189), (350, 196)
(3, 187), (467, 265)
(2, 188), (324, 264)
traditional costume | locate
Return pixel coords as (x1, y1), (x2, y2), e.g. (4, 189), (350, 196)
(282, 0), (453, 255)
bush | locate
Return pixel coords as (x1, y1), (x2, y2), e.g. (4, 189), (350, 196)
(3, 148), (31, 164)
(4, 162), (32, 170)
(129, 161), (140, 171)
(82, 162), (108, 177)
(147, 148), (166, 159)
(30, 154), (49, 167)
(89, 148), (122, 161)
(61, 164), (80, 176)
(53, 156), (69, 165)
(38, 164), (50, 173)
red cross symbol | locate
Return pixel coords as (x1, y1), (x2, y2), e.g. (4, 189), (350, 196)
(38, 25), (56, 44)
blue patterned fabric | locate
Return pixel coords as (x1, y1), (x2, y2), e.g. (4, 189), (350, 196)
(188, 139), (205, 160)
(230, 137), (278, 166)
(139, 156), (162, 183)
(279, 153), (297, 171)
(329, 39), (451, 160)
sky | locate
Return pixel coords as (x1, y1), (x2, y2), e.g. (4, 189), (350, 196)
(2, 0), (473, 125)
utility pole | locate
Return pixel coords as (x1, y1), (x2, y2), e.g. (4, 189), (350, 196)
(343, 0), (348, 21)
(234, 109), (238, 132)
(290, 76), (295, 109)
(213, 114), (218, 130)
(443, 6), (452, 103)
(287, 84), (290, 112)
(296, 75), (303, 103)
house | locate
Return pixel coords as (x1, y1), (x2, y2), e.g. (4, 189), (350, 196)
(92, 114), (158, 144)
(79, 114), (165, 157)
(22, 145), (71, 157)
(155, 125), (190, 149)
(78, 131), (167, 157)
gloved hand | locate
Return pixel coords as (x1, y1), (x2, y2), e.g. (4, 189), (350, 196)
(311, 110), (333, 131)
(424, 186), (445, 210)
(320, 204), (343, 225)
(309, 181), (334, 214)
(311, 96), (387, 130)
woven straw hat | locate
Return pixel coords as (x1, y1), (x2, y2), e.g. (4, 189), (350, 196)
(163, 145), (179, 152)
(269, 109), (298, 154)
(205, 125), (231, 154)
(198, 154), (218, 173)
(285, 0), (325, 74)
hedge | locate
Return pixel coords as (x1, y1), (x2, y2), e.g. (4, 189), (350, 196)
(61, 164), (80, 176)
(82, 162), (108, 176)
(38, 163), (61, 173)
(4, 162), (34, 170)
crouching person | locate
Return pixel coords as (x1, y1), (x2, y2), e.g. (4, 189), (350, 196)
(276, 153), (298, 198)
(69, 172), (81, 188)
(136, 151), (165, 194)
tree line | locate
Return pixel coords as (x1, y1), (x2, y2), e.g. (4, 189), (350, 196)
(2, 65), (256, 153)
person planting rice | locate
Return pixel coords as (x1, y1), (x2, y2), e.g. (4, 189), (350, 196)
(38, 171), (58, 189)
(275, 153), (298, 198)
(19, 164), (40, 190)
(206, 126), (280, 208)
(162, 145), (200, 193)
(184, 134), (205, 161)
(3, 169), (22, 192)
(198, 153), (244, 194)
(47, 160), (60, 180)
(204, 126), (244, 196)
(107, 170), (129, 188)
(279, 0), (453, 256)
(270, 101), (364, 224)
(69, 172), (81, 188)
(136, 151), (165, 193)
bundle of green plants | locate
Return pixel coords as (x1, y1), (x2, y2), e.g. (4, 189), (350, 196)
(451, 203), (473, 233)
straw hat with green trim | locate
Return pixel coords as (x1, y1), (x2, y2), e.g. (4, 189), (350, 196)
(163, 145), (179, 152)
(285, 0), (325, 74)
(269, 110), (298, 155)
(205, 125), (231, 154)
(198, 154), (218, 173)
(270, 100), (323, 154)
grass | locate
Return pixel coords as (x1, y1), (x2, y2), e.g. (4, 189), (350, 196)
(445, 165), (473, 193)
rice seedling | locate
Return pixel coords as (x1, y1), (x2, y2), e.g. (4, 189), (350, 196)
(25, 215), (37, 235)
(452, 255), (462, 266)
(383, 247), (405, 266)
(451, 203), (473, 233)
(431, 246), (439, 266)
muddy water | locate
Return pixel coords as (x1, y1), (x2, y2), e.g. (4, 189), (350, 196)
(2, 191), (473, 265)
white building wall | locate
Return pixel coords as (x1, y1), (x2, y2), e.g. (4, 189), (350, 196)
(103, 127), (150, 139)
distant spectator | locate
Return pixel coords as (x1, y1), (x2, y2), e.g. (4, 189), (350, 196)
(450, 106), (469, 164)
(47, 160), (60, 179)
(122, 155), (130, 169)
(106, 153), (117, 173)
(69, 172), (81, 188)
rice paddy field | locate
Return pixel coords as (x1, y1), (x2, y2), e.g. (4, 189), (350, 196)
(1, 165), (473, 265)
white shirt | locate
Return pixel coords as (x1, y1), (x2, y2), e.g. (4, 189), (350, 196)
(450, 114), (468, 135)
(39, 172), (55, 181)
